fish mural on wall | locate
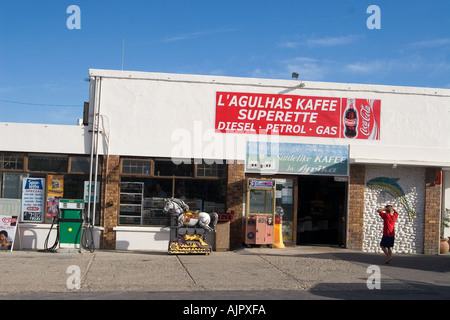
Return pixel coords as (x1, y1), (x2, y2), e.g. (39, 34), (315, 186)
(366, 177), (418, 221)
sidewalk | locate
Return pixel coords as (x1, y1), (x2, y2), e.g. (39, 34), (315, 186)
(1, 246), (449, 299)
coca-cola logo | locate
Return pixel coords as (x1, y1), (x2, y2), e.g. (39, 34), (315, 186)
(345, 119), (357, 127)
(359, 103), (373, 137)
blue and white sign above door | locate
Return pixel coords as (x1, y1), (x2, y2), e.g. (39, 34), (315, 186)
(246, 141), (348, 176)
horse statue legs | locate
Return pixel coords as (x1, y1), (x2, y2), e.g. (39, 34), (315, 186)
(199, 211), (218, 239)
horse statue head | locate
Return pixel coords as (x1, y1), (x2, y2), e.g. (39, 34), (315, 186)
(163, 197), (189, 215)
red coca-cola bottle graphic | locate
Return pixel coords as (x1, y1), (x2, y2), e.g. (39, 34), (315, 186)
(344, 98), (358, 138)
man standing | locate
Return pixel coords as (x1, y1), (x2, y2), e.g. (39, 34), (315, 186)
(377, 205), (398, 264)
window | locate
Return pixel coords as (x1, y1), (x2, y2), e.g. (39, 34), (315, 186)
(174, 179), (226, 213)
(70, 156), (99, 174)
(119, 179), (172, 226)
(122, 159), (152, 175)
(1, 173), (26, 199)
(196, 161), (225, 178)
(154, 159), (193, 177)
(28, 154), (68, 173)
(0, 153), (24, 170)
(119, 157), (226, 226)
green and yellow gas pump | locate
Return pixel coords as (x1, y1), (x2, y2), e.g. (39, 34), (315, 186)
(58, 199), (84, 249)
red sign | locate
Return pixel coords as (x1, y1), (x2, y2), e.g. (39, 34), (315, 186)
(215, 92), (380, 140)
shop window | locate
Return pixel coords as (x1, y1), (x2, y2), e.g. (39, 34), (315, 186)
(0, 153), (24, 170)
(119, 177), (225, 226)
(154, 159), (193, 177)
(28, 154), (68, 173)
(70, 156), (100, 174)
(119, 178), (173, 226)
(174, 179), (226, 213)
(122, 159), (151, 175)
(196, 161), (225, 178)
(1, 173), (26, 199)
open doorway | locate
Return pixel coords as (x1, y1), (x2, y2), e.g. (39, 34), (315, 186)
(297, 176), (347, 246)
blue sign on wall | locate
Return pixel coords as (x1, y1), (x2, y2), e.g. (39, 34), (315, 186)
(246, 142), (348, 176)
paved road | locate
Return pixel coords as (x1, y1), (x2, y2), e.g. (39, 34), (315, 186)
(1, 246), (449, 302)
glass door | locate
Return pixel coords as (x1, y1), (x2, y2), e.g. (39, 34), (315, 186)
(275, 178), (294, 243)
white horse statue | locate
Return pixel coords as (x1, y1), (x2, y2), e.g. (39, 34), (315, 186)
(163, 198), (218, 239)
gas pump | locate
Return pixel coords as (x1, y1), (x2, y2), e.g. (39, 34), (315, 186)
(40, 199), (95, 253)
(245, 178), (276, 247)
(59, 199), (84, 249)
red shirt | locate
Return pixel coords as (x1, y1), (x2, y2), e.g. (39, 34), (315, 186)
(379, 211), (398, 237)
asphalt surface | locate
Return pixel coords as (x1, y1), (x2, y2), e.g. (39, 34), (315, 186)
(1, 245), (449, 302)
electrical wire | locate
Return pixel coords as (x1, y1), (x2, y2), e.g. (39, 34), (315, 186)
(0, 99), (79, 107)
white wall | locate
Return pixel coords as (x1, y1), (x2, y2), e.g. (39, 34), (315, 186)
(363, 165), (425, 254)
(0, 122), (90, 155)
(89, 69), (450, 167)
(15, 223), (102, 250)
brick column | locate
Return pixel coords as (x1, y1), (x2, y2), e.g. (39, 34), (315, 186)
(100, 155), (120, 250)
(347, 164), (365, 250)
(226, 161), (245, 249)
(424, 168), (441, 255)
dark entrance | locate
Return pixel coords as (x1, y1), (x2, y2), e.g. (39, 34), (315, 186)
(297, 176), (346, 246)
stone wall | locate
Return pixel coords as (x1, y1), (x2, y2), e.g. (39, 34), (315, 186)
(226, 161), (245, 249)
(424, 168), (442, 254)
(100, 155), (121, 250)
(347, 165), (365, 251)
(363, 165), (425, 254)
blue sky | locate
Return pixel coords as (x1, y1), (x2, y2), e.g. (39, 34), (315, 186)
(1, 0), (450, 125)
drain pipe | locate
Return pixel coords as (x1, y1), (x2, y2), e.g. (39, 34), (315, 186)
(87, 76), (102, 249)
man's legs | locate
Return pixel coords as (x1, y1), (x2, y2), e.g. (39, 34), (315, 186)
(381, 246), (392, 263)
(387, 247), (392, 263)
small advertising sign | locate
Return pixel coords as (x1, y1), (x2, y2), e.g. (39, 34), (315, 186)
(248, 179), (275, 188)
(47, 175), (64, 197)
(84, 181), (100, 203)
(47, 175), (64, 219)
(22, 178), (45, 222)
(0, 215), (18, 251)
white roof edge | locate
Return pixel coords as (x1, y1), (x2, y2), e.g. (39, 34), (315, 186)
(89, 68), (450, 97)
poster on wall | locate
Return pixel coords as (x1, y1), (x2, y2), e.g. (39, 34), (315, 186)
(22, 178), (45, 222)
(47, 175), (64, 197)
(215, 91), (381, 140)
(47, 175), (64, 219)
(0, 215), (18, 252)
(84, 181), (100, 203)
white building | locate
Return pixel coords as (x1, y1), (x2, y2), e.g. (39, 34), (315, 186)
(1, 69), (449, 254)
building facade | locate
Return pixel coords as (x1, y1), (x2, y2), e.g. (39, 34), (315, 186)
(1, 69), (449, 254)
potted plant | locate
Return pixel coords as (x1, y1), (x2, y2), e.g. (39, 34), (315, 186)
(440, 209), (450, 254)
